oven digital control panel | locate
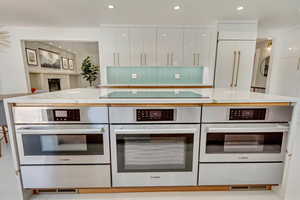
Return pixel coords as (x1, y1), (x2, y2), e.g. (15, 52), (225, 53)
(47, 109), (80, 121)
(229, 108), (267, 121)
(136, 109), (174, 121)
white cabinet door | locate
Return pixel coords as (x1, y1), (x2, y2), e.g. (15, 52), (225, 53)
(100, 28), (116, 67)
(142, 28), (157, 66)
(157, 28), (183, 66)
(100, 27), (130, 67)
(184, 29), (212, 67)
(215, 41), (256, 90)
(130, 28), (156, 66)
(130, 28), (144, 66)
(114, 28), (130, 66)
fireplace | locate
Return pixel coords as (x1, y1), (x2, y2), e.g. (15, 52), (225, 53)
(48, 78), (61, 92)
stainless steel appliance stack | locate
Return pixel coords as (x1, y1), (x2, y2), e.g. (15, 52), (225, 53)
(12, 105), (292, 189)
(14, 107), (111, 189)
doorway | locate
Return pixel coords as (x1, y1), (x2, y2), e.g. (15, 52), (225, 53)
(251, 39), (272, 93)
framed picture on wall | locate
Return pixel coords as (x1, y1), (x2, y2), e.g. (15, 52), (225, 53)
(39, 48), (61, 69)
(25, 48), (38, 66)
(68, 59), (74, 70)
(62, 57), (69, 70)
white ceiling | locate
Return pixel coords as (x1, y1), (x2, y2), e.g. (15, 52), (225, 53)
(1, 0), (300, 30)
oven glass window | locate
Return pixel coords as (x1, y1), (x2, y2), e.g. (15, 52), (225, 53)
(22, 134), (103, 155)
(116, 134), (194, 172)
(206, 132), (283, 154)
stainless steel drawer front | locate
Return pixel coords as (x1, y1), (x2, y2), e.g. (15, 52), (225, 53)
(21, 165), (111, 188)
(198, 163), (284, 185)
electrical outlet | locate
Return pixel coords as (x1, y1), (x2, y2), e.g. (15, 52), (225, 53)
(131, 73), (137, 79)
(175, 73), (181, 79)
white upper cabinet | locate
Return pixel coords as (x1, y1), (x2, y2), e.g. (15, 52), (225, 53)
(215, 41), (256, 90)
(157, 28), (184, 66)
(100, 27), (130, 66)
(130, 28), (156, 66)
(183, 29), (213, 67)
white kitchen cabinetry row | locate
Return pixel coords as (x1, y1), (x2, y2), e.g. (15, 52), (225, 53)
(99, 26), (217, 84)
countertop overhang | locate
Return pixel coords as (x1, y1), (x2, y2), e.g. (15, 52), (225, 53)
(3, 88), (299, 106)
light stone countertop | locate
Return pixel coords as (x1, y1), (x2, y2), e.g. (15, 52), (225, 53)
(3, 88), (299, 105)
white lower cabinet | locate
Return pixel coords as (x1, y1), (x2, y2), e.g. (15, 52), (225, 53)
(198, 163), (284, 185)
(21, 165), (111, 189)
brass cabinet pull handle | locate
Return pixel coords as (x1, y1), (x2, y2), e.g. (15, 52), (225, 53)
(193, 53), (195, 66)
(235, 51), (241, 87)
(113, 53), (116, 65)
(230, 51), (237, 87)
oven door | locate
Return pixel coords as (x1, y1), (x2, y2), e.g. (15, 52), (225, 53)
(16, 124), (110, 164)
(110, 124), (200, 187)
(200, 123), (288, 162)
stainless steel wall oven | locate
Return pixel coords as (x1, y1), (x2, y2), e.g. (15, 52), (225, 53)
(109, 107), (201, 187)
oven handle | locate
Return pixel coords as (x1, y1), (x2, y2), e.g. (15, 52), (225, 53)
(206, 125), (289, 133)
(16, 128), (106, 135)
(114, 128), (197, 134)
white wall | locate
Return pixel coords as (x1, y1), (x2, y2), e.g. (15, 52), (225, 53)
(0, 26), (101, 94)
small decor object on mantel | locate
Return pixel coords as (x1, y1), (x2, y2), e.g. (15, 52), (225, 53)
(39, 48), (61, 69)
(68, 59), (74, 70)
(81, 56), (99, 87)
(62, 57), (69, 70)
(25, 48), (38, 66)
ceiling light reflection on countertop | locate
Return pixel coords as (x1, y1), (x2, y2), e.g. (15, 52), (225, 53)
(173, 5), (181, 10)
(237, 6), (244, 11)
(108, 4), (115, 9)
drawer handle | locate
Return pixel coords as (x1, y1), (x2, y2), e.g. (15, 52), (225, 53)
(150, 176), (161, 179)
(238, 156), (249, 160)
(60, 158), (71, 161)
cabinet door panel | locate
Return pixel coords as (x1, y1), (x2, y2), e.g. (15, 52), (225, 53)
(157, 28), (183, 66)
(215, 42), (238, 88)
(215, 41), (256, 90)
(235, 41), (256, 90)
(184, 29), (198, 66)
(114, 28), (130, 66)
(130, 28), (144, 66)
(142, 28), (157, 66)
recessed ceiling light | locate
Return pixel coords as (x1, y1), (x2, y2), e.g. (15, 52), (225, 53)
(237, 6), (244, 11)
(173, 5), (181, 10)
(108, 4), (115, 9)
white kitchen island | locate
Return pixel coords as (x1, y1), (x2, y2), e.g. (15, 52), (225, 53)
(3, 88), (300, 200)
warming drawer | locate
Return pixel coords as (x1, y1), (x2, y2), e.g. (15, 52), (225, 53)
(21, 165), (111, 188)
(198, 163), (284, 185)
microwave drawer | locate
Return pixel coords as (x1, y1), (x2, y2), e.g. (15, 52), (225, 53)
(21, 165), (111, 189)
(198, 163), (284, 186)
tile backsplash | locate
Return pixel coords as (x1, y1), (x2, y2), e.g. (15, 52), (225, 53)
(107, 66), (204, 84)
